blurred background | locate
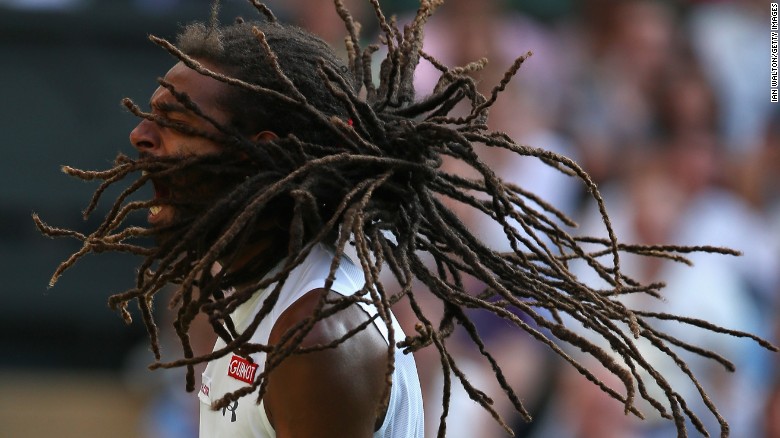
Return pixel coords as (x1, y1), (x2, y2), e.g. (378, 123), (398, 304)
(1, 0), (778, 436)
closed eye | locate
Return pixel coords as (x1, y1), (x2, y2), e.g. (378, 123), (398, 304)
(150, 101), (193, 127)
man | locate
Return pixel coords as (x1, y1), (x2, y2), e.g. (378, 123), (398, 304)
(35, 1), (776, 437)
(130, 41), (423, 436)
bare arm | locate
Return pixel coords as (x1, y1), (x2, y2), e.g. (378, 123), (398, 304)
(264, 288), (388, 438)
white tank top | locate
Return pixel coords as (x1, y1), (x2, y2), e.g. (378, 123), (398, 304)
(198, 243), (424, 437)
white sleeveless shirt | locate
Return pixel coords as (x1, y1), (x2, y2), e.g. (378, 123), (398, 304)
(199, 243), (424, 437)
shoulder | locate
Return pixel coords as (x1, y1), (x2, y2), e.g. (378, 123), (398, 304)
(264, 288), (389, 437)
(268, 288), (387, 370)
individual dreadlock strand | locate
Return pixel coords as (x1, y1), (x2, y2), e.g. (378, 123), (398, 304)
(432, 330), (453, 438)
(138, 293), (162, 360)
(172, 315), (198, 392)
(463, 52), (532, 125)
(251, 27), (308, 104)
(208, 0), (221, 36)
(645, 329), (726, 436)
(674, 393), (711, 437)
(47, 243), (93, 288)
(344, 34), (361, 92)
(91, 241), (154, 256)
(375, 47), (401, 110)
(32, 213), (86, 241)
(436, 56), (489, 92)
(419, 49), (449, 75)
(394, 0), (443, 106)
(576, 236), (743, 258)
(332, 0), (363, 89)
(571, 245), (695, 268)
(448, 356), (513, 436)
(367, 0), (395, 54)
(643, 330), (734, 436)
(361, 44), (380, 100)
(450, 304), (533, 422)
(115, 301), (133, 324)
(637, 311), (779, 352)
(61, 163), (132, 181)
(102, 226), (155, 244)
(250, 0), (277, 23)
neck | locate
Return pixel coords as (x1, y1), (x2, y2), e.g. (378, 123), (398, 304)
(219, 232), (287, 290)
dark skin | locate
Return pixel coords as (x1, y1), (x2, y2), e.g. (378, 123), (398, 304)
(130, 60), (389, 437)
(266, 289), (388, 437)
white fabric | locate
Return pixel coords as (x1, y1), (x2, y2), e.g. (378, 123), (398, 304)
(199, 243), (424, 437)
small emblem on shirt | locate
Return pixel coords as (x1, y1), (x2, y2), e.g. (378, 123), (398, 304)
(200, 382), (210, 397)
(222, 400), (239, 422)
(228, 355), (258, 384)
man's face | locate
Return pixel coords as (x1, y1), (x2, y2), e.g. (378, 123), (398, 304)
(129, 61), (232, 226)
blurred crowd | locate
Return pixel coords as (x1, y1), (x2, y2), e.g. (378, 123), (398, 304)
(30, 0), (772, 436)
(391, 0), (780, 437)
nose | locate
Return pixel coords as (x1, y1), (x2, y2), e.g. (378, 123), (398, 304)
(129, 118), (161, 155)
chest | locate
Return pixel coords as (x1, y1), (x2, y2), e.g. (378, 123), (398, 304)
(199, 348), (272, 437)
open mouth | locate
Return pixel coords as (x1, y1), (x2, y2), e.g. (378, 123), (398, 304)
(149, 179), (171, 219)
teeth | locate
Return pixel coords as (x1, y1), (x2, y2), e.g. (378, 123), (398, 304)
(150, 206), (162, 216)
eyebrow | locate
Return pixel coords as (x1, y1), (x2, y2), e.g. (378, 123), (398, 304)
(151, 101), (190, 115)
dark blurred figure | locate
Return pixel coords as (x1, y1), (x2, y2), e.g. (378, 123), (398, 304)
(563, 0), (678, 184)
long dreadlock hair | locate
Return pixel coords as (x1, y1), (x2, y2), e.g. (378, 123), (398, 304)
(34, 1), (777, 436)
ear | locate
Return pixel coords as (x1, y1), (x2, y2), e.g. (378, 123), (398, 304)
(252, 130), (278, 143)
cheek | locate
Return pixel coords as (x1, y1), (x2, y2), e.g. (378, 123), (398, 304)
(173, 139), (222, 156)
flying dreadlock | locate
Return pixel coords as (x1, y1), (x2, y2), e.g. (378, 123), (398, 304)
(34, 0), (777, 436)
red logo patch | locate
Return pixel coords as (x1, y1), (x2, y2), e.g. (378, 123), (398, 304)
(227, 355), (258, 384)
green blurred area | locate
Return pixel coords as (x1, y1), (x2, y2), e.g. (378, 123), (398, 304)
(1, 2), (221, 370)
